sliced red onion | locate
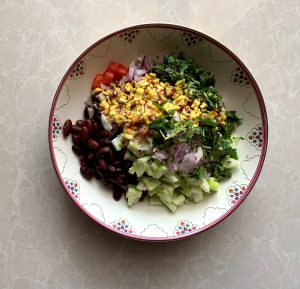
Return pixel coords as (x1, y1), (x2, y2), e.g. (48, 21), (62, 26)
(133, 75), (141, 82)
(168, 162), (178, 173)
(177, 146), (203, 173)
(119, 75), (130, 84)
(135, 68), (147, 76)
(143, 56), (153, 69)
(128, 66), (135, 80)
(153, 150), (168, 160)
(136, 55), (144, 68)
(171, 142), (189, 161)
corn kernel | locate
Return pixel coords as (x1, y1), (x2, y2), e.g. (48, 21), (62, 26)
(92, 88), (101, 95)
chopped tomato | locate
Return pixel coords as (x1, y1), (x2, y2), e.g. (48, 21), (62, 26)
(92, 62), (128, 89)
(119, 63), (127, 69)
(102, 71), (114, 85)
(92, 74), (103, 89)
(105, 62), (119, 74)
(114, 65), (128, 80)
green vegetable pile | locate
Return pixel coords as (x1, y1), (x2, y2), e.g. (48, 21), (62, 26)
(112, 53), (243, 212)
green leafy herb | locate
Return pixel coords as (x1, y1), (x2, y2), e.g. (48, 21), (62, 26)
(149, 54), (243, 182)
(149, 118), (171, 134)
(151, 53), (221, 109)
(192, 166), (206, 180)
(221, 111), (242, 138)
(198, 117), (217, 126)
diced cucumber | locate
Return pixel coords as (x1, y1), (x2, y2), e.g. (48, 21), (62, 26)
(136, 180), (147, 191)
(181, 180), (191, 197)
(156, 184), (174, 203)
(142, 177), (161, 191)
(208, 177), (220, 192)
(161, 173), (179, 183)
(133, 161), (147, 177)
(145, 164), (154, 177)
(172, 194), (185, 206)
(128, 166), (135, 175)
(161, 200), (177, 213)
(190, 185), (204, 203)
(126, 186), (142, 207)
(150, 160), (160, 171)
(152, 164), (168, 179)
(200, 178), (210, 193)
(127, 140), (141, 156)
(137, 156), (152, 163)
(124, 150), (136, 161)
(149, 195), (163, 206)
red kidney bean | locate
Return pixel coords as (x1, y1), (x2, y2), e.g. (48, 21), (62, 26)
(98, 146), (111, 154)
(121, 161), (132, 170)
(98, 146), (113, 162)
(80, 167), (93, 180)
(72, 145), (82, 156)
(87, 152), (94, 160)
(72, 125), (82, 135)
(99, 159), (107, 170)
(72, 134), (81, 145)
(98, 139), (112, 146)
(96, 166), (104, 176)
(87, 139), (100, 150)
(80, 126), (89, 141)
(76, 120), (85, 127)
(94, 115), (102, 124)
(63, 119), (72, 137)
(85, 119), (93, 135)
(107, 166), (117, 173)
(113, 187), (123, 201)
(110, 176), (123, 184)
(93, 122), (100, 132)
(113, 160), (122, 166)
(80, 156), (88, 168)
(97, 131), (109, 139)
(115, 183), (128, 191)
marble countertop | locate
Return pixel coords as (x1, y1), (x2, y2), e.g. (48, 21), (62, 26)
(1, 0), (299, 288)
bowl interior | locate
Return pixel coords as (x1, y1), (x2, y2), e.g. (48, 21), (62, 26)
(49, 24), (267, 241)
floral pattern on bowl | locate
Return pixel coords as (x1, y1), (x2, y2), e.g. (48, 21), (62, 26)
(247, 124), (263, 150)
(64, 178), (80, 201)
(110, 218), (134, 234)
(227, 184), (247, 206)
(49, 24), (268, 241)
(174, 220), (199, 236)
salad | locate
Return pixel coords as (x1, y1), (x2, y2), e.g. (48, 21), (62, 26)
(64, 53), (242, 212)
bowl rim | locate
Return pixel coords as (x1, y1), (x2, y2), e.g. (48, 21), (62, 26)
(48, 23), (268, 242)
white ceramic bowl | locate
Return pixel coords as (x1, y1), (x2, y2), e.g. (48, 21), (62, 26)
(49, 24), (268, 241)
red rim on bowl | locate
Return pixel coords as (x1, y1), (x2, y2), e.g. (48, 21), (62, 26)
(48, 24), (268, 241)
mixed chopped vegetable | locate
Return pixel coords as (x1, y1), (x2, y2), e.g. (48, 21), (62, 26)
(87, 53), (242, 212)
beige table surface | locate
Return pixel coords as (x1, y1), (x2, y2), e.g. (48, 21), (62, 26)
(1, 0), (299, 288)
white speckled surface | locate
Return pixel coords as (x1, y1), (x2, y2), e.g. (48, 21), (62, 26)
(0, 0), (299, 288)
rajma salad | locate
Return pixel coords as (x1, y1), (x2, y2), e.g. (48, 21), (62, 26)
(63, 53), (242, 212)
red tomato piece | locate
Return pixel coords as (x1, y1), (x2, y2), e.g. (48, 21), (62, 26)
(106, 62), (119, 74)
(114, 66), (128, 80)
(102, 71), (114, 85)
(118, 63), (126, 70)
(92, 74), (103, 89)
